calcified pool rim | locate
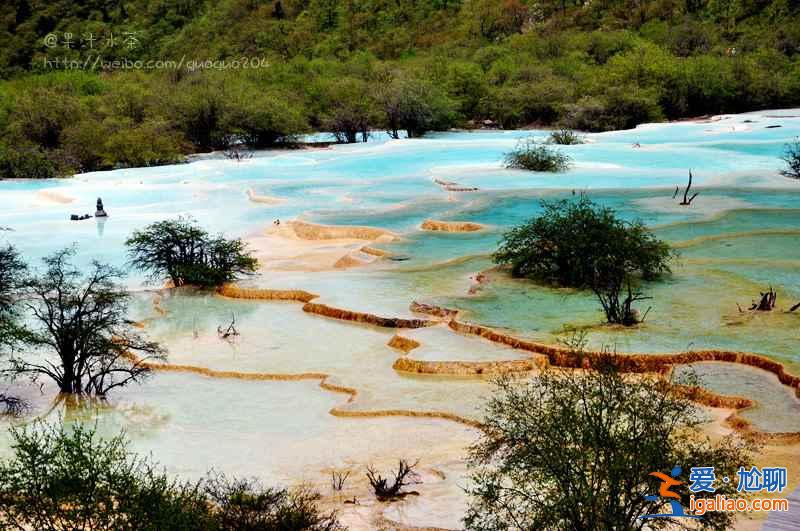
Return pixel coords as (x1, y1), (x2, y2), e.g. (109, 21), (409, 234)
(191, 283), (800, 443)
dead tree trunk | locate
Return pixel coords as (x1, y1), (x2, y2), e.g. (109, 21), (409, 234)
(741, 287), (777, 312)
(679, 170), (699, 205)
(217, 313), (239, 339)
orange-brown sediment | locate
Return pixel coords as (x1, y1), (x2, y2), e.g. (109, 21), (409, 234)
(409, 301), (460, 319)
(330, 408), (483, 429)
(360, 246), (393, 257)
(446, 319), (800, 399)
(420, 219), (484, 232)
(387, 335), (422, 353)
(302, 302), (437, 328)
(217, 283), (318, 303)
(393, 357), (545, 376)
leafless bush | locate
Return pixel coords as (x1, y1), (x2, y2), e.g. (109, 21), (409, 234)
(366, 459), (421, 501)
(331, 470), (350, 491)
(217, 313), (240, 340)
(224, 145), (254, 162)
(0, 394), (27, 416)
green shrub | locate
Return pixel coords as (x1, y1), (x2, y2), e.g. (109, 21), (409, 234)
(565, 90), (663, 132)
(0, 421), (212, 531)
(203, 473), (343, 530)
(0, 420), (343, 531)
(479, 78), (570, 128)
(547, 128), (584, 145)
(504, 138), (571, 172)
(0, 144), (57, 179)
(379, 77), (458, 138)
(0, 245), (26, 357)
(494, 196), (673, 324)
(126, 217), (258, 288)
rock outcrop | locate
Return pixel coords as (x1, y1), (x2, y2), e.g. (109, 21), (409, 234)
(95, 197), (108, 217)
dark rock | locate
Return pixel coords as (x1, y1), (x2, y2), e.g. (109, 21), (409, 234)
(95, 197), (108, 217)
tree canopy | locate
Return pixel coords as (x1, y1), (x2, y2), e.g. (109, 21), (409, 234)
(126, 217), (258, 288)
(0, 244), (27, 414)
(494, 196), (673, 324)
(465, 350), (753, 530)
(0, 244), (26, 352)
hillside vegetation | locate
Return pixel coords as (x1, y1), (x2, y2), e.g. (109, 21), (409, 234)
(1, 0), (799, 176)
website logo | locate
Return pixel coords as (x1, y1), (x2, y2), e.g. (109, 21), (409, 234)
(639, 465), (789, 520)
(639, 466), (701, 520)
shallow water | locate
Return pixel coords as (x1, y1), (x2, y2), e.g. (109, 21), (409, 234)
(2, 109), (800, 528)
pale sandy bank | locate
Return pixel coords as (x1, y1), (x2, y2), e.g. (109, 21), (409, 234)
(34, 190), (76, 204)
(246, 188), (286, 205)
(247, 220), (397, 271)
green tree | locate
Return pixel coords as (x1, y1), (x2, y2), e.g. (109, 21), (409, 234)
(101, 119), (186, 168)
(0, 245), (27, 414)
(0, 245), (26, 351)
(465, 356), (753, 530)
(321, 78), (378, 143)
(6, 87), (82, 150)
(565, 89), (663, 132)
(0, 144), (56, 179)
(223, 81), (310, 147)
(126, 217), (258, 288)
(446, 62), (488, 117)
(494, 196), (673, 324)
(379, 77), (457, 138)
(173, 76), (231, 151)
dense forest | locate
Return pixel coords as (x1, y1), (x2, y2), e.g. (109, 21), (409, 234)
(1, 0), (799, 176)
